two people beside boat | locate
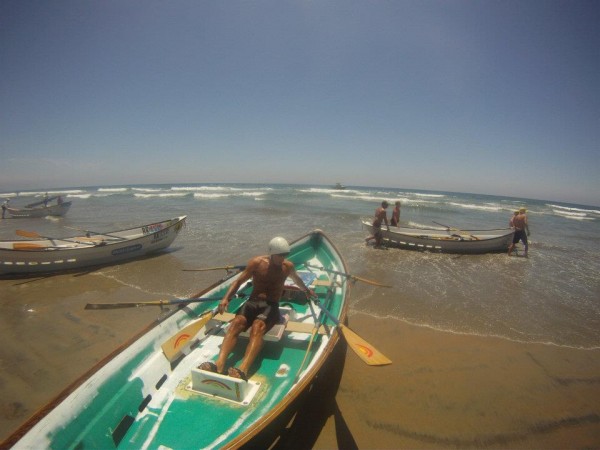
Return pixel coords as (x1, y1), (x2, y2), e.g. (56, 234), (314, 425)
(200, 237), (314, 381)
(365, 200), (390, 248)
(508, 208), (530, 257)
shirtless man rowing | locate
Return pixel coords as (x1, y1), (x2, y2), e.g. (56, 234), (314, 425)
(200, 237), (313, 380)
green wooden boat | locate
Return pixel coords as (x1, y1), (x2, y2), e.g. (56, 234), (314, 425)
(4, 230), (389, 449)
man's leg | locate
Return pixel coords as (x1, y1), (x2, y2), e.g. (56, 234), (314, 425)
(215, 316), (247, 373)
(236, 320), (267, 376)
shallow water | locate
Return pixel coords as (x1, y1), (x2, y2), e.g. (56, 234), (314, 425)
(1, 183), (598, 349)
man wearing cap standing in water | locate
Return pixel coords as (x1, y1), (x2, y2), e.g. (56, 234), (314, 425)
(200, 237), (314, 381)
(508, 207), (530, 257)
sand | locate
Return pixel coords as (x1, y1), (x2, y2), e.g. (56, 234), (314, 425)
(1, 275), (599, 449)
(305, 313), (600, 449)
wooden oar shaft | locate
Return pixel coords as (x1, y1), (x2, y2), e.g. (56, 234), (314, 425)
(183, 265), (246, 272)
(16, 230), (97, 246)
(63, 226), (126, 241)
(432, 221), (480, 241)
(295, 289), (330, 380)
(84, 297), (221, 310)
(305, 264), (391, 288)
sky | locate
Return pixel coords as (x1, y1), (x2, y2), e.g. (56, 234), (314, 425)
(1, 1), (598, 206)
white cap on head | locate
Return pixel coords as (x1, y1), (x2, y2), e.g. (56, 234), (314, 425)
(268, 236), (290, 255)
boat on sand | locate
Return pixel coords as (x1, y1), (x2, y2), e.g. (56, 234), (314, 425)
(2, 230), (389, 449)
(0, 216), (186, 275)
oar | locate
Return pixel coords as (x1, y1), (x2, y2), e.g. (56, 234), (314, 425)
(161, 307), (219, 361)
(295, 289), (330, 380)
(433, 221), (480, 241)
(161, 296), (248, 361)
(16, 230), (97, 246)
(311, 296), (391, 366)
(305, 264), (391, 288)
(84, 297), (221, 310)
(183, 265), (246, 272)
(12, 243), (61, 251)
(63, 225), (126, 241)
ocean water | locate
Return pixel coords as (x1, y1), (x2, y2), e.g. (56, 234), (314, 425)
(1, 183), (599, 350)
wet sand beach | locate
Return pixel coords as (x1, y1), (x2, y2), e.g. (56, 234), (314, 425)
(311, 312), (600, 449)
(1, 273), (599, 449)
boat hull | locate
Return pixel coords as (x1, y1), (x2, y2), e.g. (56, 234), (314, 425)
(362, 220), (514, 254)
(7, 202), (72, 218)
(0, 216), (186, 275)
(3, 230), (350, 449)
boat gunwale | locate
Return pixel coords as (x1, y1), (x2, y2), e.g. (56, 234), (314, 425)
(0, 216), (186, 251)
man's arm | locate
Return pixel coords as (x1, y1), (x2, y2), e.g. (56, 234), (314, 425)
(288, 266), (315, 299)
(219, 259), (256, 314)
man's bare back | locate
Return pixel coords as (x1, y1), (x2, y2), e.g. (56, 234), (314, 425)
(512, 213), (527, 230)
(373, 207), (388, 227)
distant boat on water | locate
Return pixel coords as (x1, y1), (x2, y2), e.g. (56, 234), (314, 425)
(6, 201), (72, 218)
(334, 182), (346, 190)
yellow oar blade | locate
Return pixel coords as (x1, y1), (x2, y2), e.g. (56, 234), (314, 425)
(161, 311), (215, 362)
(339, 324), (392, 366)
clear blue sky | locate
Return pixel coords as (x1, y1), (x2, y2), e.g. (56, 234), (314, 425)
(1, 1), (598, 206)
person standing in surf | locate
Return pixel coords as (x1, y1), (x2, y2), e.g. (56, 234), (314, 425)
(365, 201), (390, 248)
(508, 208), (530, 257)
(390, 201), (401, 227)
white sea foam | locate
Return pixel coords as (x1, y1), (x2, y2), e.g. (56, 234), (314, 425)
(98, 187), (128, 192)
(448, 202), (502, 212)
(411, 192), (445, 198)
(193, 192), (232, 199)
(548, 204), (600, 215)
(68, 194), (92, 199)
(553, 210), (594, 220)
(173, 186), (242, 192)
(134, 192), (190, 198)
(351, 310), (600, 351)
(132, 187), (163, 192)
